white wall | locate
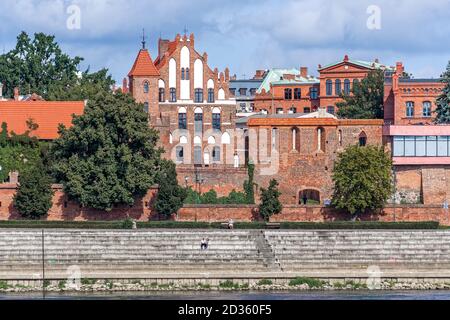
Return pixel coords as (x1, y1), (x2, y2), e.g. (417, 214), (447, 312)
(194, 59), (203, 89)
(169, 58), (177, 88)
(180, 46), (190, 100)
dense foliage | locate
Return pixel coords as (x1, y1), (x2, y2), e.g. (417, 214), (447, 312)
(336, 70), (385, 119)
(50, 91), (162, 211)
(154, 159), (187, 216)
(258, 179), (282, 221)
(0, 31), (113, 100)
(435, 61), (450, 123)
(331, 145), (393, 216)
(184, 188), (248, 205)
(13, 160), (53, 219)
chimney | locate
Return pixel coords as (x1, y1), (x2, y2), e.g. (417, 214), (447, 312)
(300, 67), (308, 78)
(158, 39), (170, 60)
(14, 87), (19, 101)
(396, 62), (404, 76)
(392, 73), (399, 92)
(253, 70), (265, 79)
(344, 55), (349, 62)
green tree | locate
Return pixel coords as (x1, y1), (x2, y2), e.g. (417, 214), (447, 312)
(50, 91), (162, 211)
(243, 162), (255, 204)
(331, 145), (393, 217)
(154, 159), (187, 216)
(13, 161), (53, 219)
(0, 31), (114, 100)
(435, 61), (450, 123)
(258, 179), (282, 221)
(336, 70), (385, 119)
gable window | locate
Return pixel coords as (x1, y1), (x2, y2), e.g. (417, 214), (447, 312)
(170, 88), (176, 102)
(310, 87), (318, 99)
(423, 101), (431, 117)
(208, 88), (215, 103)
(284, 88), (292, 100)
(335, 79), (341, 95)
(181, 68), (185, 80)
(294, 88), (301, 100)
(143, 81), (149, 93)
(159, 88), (165, 102)
(344, 79), (351, 95)
(406, 101), (414, 117)
(195, 89), (203, 103)
(326, 80), (332, 96)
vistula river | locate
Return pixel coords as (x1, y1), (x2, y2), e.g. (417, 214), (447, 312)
(1, 291), (450, 300)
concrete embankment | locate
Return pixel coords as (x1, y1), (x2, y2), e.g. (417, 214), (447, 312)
(1, 229), (450, 292)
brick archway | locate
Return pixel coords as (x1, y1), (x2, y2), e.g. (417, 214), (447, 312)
(299, 189), (321, 205)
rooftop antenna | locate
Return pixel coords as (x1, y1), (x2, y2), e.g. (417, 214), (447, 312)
(183, 25), (189, 36)
(141, 28), (147, 49)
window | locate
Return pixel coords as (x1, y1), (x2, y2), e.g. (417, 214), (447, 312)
(294, 88), (301, 100)
(239, 88), (247, 96)
(284, 88), (292, 100)
(222, 132), (231, 144)
(159, 88), (165, 102)
(327, 106), (335, 115)
(304, 107), (311, 113)
(194, 112), (203, 133)
(143, 81), (149, 93)
(359, 132), (367, 147)
(406, 101), (414, 117)
(212, 146), (220, 161)
(276, 108), (284, 114)
(250, 88), (256, 96)
(317, 127), (325, 151)
(170, 88), (176, 102)
(181, 68), (185, 80)
(344, 79), (350, 95)
(310, 87), (318, 99)
(423, 101), (431, 117)
(335, 80), (341, 95)
(291, 127), (300, 151)
(195, 89), (203, 103)
(326, 80), (332, 96)
(178, 112), (187, 129)
(289, 107), (297, 114)
(353, 79), (359, 88)
(208, 88), (215, 103)
(338, 130), (343, 146)
(176, 146), (184, 162)
(186, 68), (190, 80)
(393, 136), (450, 157)
(229, 88), (236, 96)
(212, 113), (221, 130)
(143, 102), (149, 113)
(239, 103), (246, 112)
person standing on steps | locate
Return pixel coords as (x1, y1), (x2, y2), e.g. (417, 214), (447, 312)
(201, 238), (207, 250)
(228, 219), (234, 229)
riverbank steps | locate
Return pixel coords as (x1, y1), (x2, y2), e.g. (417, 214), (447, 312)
(2, 229), (450, 281)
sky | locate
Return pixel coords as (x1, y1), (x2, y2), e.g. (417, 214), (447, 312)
(0, 0), (449, 83)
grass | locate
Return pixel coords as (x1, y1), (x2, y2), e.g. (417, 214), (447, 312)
(0, 220), (439, 229)
(289, 277), (325, 288)
(257, 279), (273, 286)
(58, 280), (66, 290)
(81, 278), (97, 285)
(0, 281), (10, 290)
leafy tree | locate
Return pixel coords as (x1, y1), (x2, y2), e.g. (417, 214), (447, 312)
(243, 162), (255, 204)
(50, 91), (162, 211)
(154, 159), (187, 216)
(336, 70), (385, 119)
(258, 179), (282, 222)
(13, 161), (53, 219)
(331, 145), (393, 217)
(0, 31), (114, 100)
(435, 61), (450, 124)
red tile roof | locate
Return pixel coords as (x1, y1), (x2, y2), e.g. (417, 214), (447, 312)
(0, 101), (85, 140)
(128, 49), (160, 77)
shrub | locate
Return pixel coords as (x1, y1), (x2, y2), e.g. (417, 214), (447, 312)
(219, 280), (240, 289)
(257, 279), (273, 286)
(289, 277), (324, 288)
(259, 179), (282, 221)
(121, 218), (134, 229)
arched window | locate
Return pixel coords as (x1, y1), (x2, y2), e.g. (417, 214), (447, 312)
(186, 68), (190, 80)
(218, 88), (225, 100)
(326, 80), (333, 96)
(291, 127), (300, 151)
(179, 135), (188, 144)
(194, 108), (203, 133)
(294, 88), (301, 100)
(284, 88), (292, 100)
(195, 89), (203, 103)
(212, 107), (221, 130)
(212, 146), (220, 162)
(423, 101), (431, 117)
(181, 68), (185, 80)
(344, 79), (350, 95)
(406, 101), (414, 117)
(359, 132), (367, 147)
(169, 133), (173, 144)
(159, 88), (165, 102)
(221, 132), (231, 144)
(143, 81), (149, 93)
(271, 128), (278, 151)
(208, 88), (215, 103)
(208, 136), (216, 144)
(335, 79), (341, 95)
(178, 107), (187, 129)
(338, 129), (343, 146)
(317, 127), (325, 152)
(170, 88), (176, 102)
(203, 151), (210, 166)
(194, 136), (202, 145)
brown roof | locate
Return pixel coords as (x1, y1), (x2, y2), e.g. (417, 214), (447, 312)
(0, 101), (85, 140)
(128, 49), (160, 77)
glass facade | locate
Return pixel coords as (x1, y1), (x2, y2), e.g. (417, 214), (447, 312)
(393, 136), (450, 157)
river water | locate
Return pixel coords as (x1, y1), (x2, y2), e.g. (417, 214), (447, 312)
(1, 290), (450, 300)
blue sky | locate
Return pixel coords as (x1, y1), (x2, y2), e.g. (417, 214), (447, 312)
(0, 0), (449, 83)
